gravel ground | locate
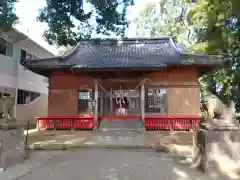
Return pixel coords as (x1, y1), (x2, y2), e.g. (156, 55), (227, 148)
(15, 150), (220, 180)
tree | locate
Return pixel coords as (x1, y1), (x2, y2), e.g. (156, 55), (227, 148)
(0, 0), (18, 31)
(134, 0), (192, 45)
(37, 0), (134, 46)
(187, 0), (240, 110)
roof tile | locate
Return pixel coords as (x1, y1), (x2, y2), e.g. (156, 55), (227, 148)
(23, 37), (225, 70)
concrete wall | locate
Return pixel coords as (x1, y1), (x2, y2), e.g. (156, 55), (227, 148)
(0, 31), (52, 93)
(0, 30), (53, 126)
(0, 54), (16, 77)
(0, 85), (48, 126)
(15, 94), (48, 126)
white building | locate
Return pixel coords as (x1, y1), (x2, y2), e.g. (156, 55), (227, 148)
(0, 28), (54, 126)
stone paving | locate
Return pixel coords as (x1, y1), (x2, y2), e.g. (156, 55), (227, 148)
(1, 126), (238, 179)
(0, 151), (61, 180)
(14, 150), (221, 180)
(83, 130), (145, 146)
(99, 118), (143, 130)
(26, 128), (196, 157)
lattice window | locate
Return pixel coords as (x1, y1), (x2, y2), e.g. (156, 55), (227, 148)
(78, 89), (93, 115)
(145, 88), (167, 113)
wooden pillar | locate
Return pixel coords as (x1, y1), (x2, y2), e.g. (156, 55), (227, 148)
(110, 88), (113, 114)
(100, 91), (104, 115)
(140, 81), (145, 122)
(94, 81), (98, 123)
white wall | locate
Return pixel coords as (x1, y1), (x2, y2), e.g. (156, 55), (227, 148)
(16, 94), (48, 126)
(0, 31), (52, 94)
(0, 30), (53, 125)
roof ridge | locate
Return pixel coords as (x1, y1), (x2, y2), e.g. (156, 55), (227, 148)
(78, 36), (171, 45)
(59, 36), (173, 62)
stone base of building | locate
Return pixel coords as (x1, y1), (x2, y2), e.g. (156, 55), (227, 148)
(0, 128), (27, 170)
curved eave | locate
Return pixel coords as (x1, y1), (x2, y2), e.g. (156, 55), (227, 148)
(23, 64), (73, 77)
(169, 37), (226, 68)
(21, 36), (227, 77)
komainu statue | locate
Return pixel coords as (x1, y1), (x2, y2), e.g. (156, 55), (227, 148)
(191, 93), (239, 171)
(202, 93), (237, 126)
(0, 95), (18, 129)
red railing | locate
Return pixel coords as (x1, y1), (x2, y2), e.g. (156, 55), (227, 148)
(36, 115), (94, 130)
(144, 114), (200, 131)
(35, 114), (200, 131)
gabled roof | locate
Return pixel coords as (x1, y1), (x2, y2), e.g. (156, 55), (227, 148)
(22, 36), (226, 77)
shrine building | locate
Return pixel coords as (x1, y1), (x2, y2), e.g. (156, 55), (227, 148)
(22, 37), (225, 130)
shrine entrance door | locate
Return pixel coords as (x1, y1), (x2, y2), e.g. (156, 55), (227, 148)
(102, 88), (140, 116)
(97, 80), (145, 130)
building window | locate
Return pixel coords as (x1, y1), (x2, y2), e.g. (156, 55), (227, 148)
(17, 89), (41, 104)
(0, 38), (13, 57)
(145, 88), (168, 113)
(20, 49), (39, 63)
(78, 89), (92, 115)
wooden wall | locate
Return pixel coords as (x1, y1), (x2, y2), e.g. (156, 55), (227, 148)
(48, 67), (201, 116)
(146, 67), (200, 115)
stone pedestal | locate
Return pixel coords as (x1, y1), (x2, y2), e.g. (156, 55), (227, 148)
(0, 121), (18, 130)
(0, 128), (27, 171)
(196, 124), (240, 176)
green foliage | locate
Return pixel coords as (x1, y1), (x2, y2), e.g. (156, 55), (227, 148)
(187, 0), (240, 110)
(187, 0), (232, 54)
(134, 0), (240, 110)
(134, 0), (192, 45)
(0, 0), (18, 31)
(37, 0), (134, 46)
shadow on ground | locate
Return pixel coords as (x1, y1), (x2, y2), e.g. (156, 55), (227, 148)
(12, 150), (235, 180)
(26, 130), (89, 148)
(24, 129), (240, 179)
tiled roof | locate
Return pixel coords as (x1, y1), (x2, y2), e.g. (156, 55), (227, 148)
(23, 37), (225, 70)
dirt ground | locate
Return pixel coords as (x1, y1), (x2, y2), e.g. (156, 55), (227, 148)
(26, 129), (90, 147)
(141, 131), (196, 157)
(142, 131), (195, 145)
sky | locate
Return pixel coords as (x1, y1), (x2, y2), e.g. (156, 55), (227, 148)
(14, 0), (159, 55)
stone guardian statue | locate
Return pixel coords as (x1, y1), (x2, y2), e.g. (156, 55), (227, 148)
(0, 95), (18, 130)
